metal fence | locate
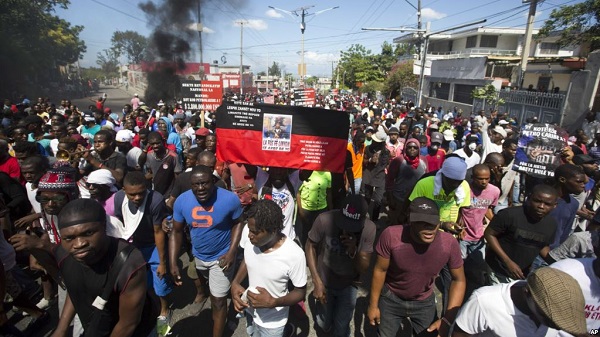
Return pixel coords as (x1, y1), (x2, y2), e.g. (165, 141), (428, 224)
(498, 90), (566, 125)
(401, 87), (417, 104)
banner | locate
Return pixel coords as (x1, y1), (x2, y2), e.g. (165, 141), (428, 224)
(180, 79), (223, 111)
(216, 101), (349, 173)
(513, 123), (568, 178)
(293, 88), (316, 107)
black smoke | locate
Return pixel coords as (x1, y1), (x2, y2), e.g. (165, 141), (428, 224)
(139, 0), (196, 106)
(139, 0), (247, 106)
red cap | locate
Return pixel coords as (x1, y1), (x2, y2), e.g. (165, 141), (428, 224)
(195, 128), (210, 136)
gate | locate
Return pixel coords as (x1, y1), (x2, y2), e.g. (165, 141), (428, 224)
(401, 87), (417, 105)
(497, 91), (566, 125)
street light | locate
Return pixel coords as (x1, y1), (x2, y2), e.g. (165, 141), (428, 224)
(268, 5), (339, 86)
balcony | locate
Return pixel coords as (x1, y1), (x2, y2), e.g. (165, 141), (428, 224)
(398, 49), (518, 62)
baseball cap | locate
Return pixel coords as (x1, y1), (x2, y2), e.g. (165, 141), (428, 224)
(527, 267), (587, 336)
(388, 127), (399, 134)
(365, 126), (374, 133)
(466, 134), (479, 143)
(498, 120), (510, 126)
(335, 194), (368, 232)
(115, 130), (134, 143)
(443, 129), (454, 141)
(493, 125), (507, 138)
(409, 197), (440, 225)
(195, 128), (210, 137)
(430, 132), (443, 144)
(371, 129), (386, 143)
(573, 154), (599, 166)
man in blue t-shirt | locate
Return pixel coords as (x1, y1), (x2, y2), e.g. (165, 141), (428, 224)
(170, 165), (243, 337)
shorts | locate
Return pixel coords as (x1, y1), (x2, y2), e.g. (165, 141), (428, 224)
(195, 257), (234, 298)
(139, 246), (173, 297)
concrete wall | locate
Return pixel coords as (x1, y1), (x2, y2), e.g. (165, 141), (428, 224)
(496, 35), (519, 50)
(522, 73), (572, 92)
(562, 50), (600, 132)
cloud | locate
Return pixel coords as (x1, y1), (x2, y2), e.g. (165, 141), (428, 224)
(303, 51), (337, 63)
(202, 26), (214, 33)
(266, 8), (283, 18)
(233, 19), (268, 30)
(421, 8), (447, 20)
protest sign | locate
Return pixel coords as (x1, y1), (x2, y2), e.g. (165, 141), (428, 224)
(513, 123), (568, 178)
(216, 101), (349, 173)
(293, 88), (316, 107)
(180, 78), (223, 111)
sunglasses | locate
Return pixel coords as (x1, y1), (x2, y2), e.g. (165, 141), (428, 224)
(36, 195), (67, 204)
(85, 182), (102, 189)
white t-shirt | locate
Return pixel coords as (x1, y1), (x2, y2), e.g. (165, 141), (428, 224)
(551, 258), (600, 335)
(125, 147), (143, 169)
(255, 170), (301, 240)
(239, 229), (307, 328)
(453, 149), (481, 169)
(455, 281), (559, 336)
(26, 182), (42, 214)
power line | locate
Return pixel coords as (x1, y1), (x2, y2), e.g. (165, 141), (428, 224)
(89, 0), (147, 23)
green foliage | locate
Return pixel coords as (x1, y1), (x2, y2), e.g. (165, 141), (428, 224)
(257, 71), (267, 76)
(96, 49), (119, 77)
(304, 76), (320, 87)
(472, 84), (505, 107)
(111, 31), (148, 64)
(268, 62), (282, 77)
(359, 82), (384, 98)
(80, 67), (107, 81)
(383, 61), (419, 99)
(0, 0), (86, 97)
(538, 0), (600, 51)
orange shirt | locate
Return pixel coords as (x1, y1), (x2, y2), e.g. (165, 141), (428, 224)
(347, 142), (365, 179)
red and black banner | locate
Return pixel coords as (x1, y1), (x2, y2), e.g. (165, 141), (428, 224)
(216, 101), (349, 173)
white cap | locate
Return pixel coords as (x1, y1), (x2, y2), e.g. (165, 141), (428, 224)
(443, 129), (454, 141)
(116, 130), (134, 143)
(134, 93), (139, 97)
(493, 125), (507, 138)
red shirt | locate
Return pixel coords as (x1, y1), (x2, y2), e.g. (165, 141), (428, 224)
(0, 156), (21, 180)
(376, 224), (462, 300)
(424, 149), (446, 173)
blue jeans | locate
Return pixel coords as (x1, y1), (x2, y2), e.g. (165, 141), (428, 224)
(246, 315), (286, 337)
(378, 287), (437, 337)
(315, 285), (358, 337)
(352, 178), (362, 195)
(459, 240), (486, 260)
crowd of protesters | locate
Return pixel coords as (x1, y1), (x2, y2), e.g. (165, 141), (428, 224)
(0, 90), (598, 337)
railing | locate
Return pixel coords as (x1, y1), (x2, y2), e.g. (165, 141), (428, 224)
(499, 90), (565, 109)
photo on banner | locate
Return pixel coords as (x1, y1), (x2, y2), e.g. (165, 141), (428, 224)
(216, 101), (348, 173)
(513, 123), (568, 178)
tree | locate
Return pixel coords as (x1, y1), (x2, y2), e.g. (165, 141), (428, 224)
(111, 30), (148, 64)
(257, 71), (267, 76)
(304, 76), (319, 87)
(96, 49), (119, 77)
(336, 44), (382, 90)
(383, 61), (419, 99)
(268, 62), (281, 77)
(0, 0), (86, 97)
(538, 0), (600, 52)
(471, 84), (505, 109)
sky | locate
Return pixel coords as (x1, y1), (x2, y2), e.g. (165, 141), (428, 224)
(57, 0), (584, 77)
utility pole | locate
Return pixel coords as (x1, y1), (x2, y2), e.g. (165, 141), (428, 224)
(363, 19), (486, 106)
(236, 20), (248, 96)
(518, 0), (538, 89)
(197, 0), (203, 67)
(268, 5), (339, 87)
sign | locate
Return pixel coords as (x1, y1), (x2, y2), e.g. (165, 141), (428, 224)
(513, 123), (568, 178)
(216, 101), (349, 173)
(263, 95), (274, 104)
(293, 88), (316, 107)
(180, 78), (223, 111)
(430, 57), (487, 80)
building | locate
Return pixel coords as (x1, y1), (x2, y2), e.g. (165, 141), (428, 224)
(393, 27), (590, 127)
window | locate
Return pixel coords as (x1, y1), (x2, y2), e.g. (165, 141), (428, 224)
(466, 36), (477, 48)
(479, 35), (498, 48)
(454, 84), (477, 104)
(539, 42), (559, 55)
(430, 82), (451, 100)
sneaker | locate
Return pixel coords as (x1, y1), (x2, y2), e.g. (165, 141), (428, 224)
(36, 298), (50, 310)
(156, 315), (171, 337)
